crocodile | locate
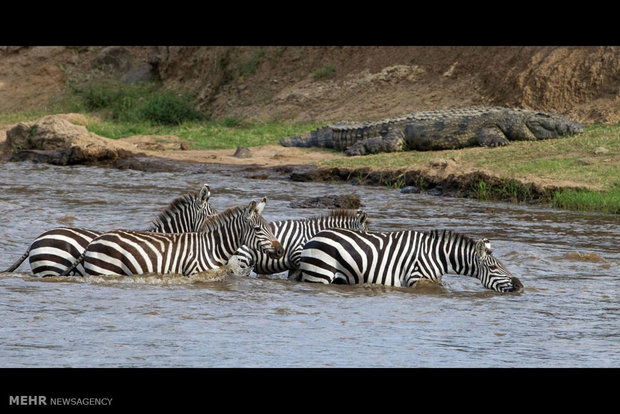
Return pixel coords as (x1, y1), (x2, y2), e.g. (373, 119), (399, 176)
(279, 106), (584, 156)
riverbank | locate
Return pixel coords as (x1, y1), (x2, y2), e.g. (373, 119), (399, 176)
(1, 113), (618, 214)
(140, 138), (619, 214)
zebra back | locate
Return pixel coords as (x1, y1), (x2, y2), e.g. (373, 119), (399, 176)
(228, 209), (369, 276)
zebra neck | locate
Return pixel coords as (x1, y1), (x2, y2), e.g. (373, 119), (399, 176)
(148, 194), (197, 232)
(426, 231), (478, 278)
(199, 213), (247, 260)
(148, 213), (195, 233)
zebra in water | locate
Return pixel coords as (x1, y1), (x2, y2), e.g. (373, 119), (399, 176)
(298, 229), (523, 292)
(62, 198), (284, 277)
(3, 184), (217, 277)
(227, 209), (370, 279)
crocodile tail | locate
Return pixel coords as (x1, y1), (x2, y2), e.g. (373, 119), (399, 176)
(280, 134), (314, 147)
(280, 126), (334, 148)
(2, 247), (31, 273)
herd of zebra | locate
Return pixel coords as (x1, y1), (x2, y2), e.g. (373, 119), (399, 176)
(2, 183), (523, 293)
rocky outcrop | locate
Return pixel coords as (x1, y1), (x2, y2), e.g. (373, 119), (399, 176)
(1, 114), (142, 165)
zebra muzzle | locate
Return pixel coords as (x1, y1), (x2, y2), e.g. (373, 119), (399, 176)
(267, 241), (284, 260)
(510, 276), (524, 292)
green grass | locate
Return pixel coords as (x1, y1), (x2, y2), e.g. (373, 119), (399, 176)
(552, 187), (620, 214)
(83, 118), (323, 150)
(0, 109), (56, 125)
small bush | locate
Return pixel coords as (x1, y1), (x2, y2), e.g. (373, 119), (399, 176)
(313, 65), (337, 80)
(72, 81), (119, 111)
(137, 91), (204, 125)
(70, 81), (204, 125)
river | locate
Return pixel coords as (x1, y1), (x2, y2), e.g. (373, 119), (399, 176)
(0, 161), (618, 367)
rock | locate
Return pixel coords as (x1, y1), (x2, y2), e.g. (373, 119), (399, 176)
(400, 186), (421, 194)
(121, 63), (158, 84)
(3, 114), (141, 165)
(427, 187), (443, 196)
(91, 46), (132, 73)
(290, 194), (361, 209)
(594, 147), (608, 155)
(233, 146), (252, 158)
(289, 167), (334, 182)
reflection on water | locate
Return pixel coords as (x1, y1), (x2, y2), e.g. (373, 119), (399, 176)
(0, 161), (618, 367)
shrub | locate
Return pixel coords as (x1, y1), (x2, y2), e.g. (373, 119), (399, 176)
(313, 65), (337, 80)
(70, 81), (204, 125)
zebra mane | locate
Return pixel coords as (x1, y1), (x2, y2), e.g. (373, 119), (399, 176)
(306, 209), (366, 222)
(424, 229), (476, 246)
(149, 192), (199, 228)
(198, 204), (247, 232)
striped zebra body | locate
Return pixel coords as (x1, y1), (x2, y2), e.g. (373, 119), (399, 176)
(26, 227), (102, 277)
(228, 209), (369, 278)
(3, 184), (216, 277)
(83, 230), (221, 276)
(72, 199), (283, 277)
(299, 229), (523, 292)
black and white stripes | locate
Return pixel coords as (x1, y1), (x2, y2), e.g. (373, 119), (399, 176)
(299, 229), (523, 292)
(3, 184), (216, 277)
(66, 199), (283, 277)
(228, 209), (369, 278)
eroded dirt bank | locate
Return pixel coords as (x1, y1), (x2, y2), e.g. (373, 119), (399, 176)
(2, 46), (620, 125)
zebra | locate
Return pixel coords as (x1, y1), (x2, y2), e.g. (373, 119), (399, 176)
(298, 229), (523, 292)
(227, 209), (370, 279)
(3, 184), (217, 277)
(62, 198), (284, 277)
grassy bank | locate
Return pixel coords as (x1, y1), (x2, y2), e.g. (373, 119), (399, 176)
(1, 80), (618, 214)
(318, 124), (620, 214)
(84, 117), (324, 150)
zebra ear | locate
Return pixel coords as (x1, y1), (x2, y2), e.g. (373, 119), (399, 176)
(475, 238), (492, 257)
(199, 184), (211, 203)
(255, 197), (267, 215)
(356, 210), (367, 224)
(246, 200), (258, 218)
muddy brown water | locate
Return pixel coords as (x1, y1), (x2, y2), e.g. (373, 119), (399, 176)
(0, 161), (618, 367)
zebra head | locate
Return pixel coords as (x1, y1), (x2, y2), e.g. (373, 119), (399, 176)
(149, 183), (217, 233)
(355, 210), (370, 231)
(243, 198), (284, 260)
(474, 239), (523, 293)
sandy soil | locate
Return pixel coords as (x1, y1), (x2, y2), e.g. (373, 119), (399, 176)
(117, 135), (342, 167)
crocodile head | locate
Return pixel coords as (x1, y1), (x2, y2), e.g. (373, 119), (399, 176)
(526, 112), (584, 139)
